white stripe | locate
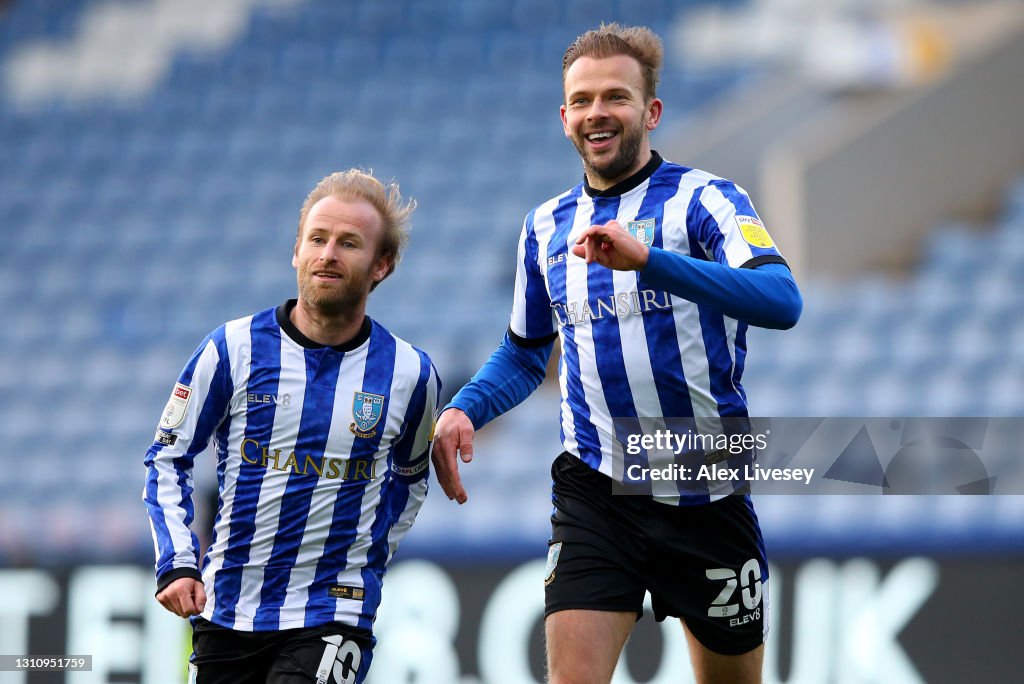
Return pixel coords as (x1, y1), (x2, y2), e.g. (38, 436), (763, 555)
(149, 337), (222, 572)
(275, 343), (369, 625)
(699, 183), (757, 267)
(201, 315), (253, 620)
(531, 200), (580, 458)
(231, 331), (309, 627)
(509, 219), (531, 337)
(327, 342), (419, 624)
(398, 355), (439, 468)
(563, 195), (619, 475)
(614, 180), (660, 418)
(383, 362), (437, 563)
(510, 193), (566, 338)
(662, 173), (719, 418)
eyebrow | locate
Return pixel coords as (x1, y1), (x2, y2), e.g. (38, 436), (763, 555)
(567, 85), (634, 100)
(305, 226), (364, 240)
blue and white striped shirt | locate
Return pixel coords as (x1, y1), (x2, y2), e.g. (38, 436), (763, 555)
(510, 154), (786, 501)
(144, 301), (439, 632)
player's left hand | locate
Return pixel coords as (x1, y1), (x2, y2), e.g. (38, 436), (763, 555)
(572, 220), (649, 271)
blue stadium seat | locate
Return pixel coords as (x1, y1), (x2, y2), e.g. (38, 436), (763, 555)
(1, 0), (1019, 561)
(564, 0), (619, 27)
(511, 0), (563, 29)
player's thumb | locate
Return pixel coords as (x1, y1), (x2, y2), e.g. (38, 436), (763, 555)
(459, 431), (474, 463)
(194, 580), (207, 613)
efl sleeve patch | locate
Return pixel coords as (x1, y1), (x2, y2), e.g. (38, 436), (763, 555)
(159, 382), (193, 430)
(735, 215), (775, 249)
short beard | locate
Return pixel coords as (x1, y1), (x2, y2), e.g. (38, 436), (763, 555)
(296, 272), (370, 319)
(573, 120), (645, 185)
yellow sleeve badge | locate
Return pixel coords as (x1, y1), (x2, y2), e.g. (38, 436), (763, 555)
(735, 215), (775, 249)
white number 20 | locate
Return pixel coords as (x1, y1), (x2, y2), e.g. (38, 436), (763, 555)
(706, 558), (763, 617)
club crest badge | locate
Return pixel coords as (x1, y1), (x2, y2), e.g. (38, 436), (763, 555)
(350, 391), (385, 438)
(544, 542), (562, 586)
(628, 218), (655, 247)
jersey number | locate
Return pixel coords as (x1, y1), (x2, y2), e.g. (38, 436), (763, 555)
(706, 558), (762, 617)
(317, 635), (362, 684)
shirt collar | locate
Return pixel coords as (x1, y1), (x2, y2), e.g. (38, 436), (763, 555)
(276, 299), (372, 352)
(583, 150), (664, 198)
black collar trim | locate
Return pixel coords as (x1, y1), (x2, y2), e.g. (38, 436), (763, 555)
(583, 151), (663, 198)
(276, 300), (372, 352)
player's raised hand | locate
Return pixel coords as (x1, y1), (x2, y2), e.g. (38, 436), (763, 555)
(431, 408), (475, 504)
(572, 220), (649, 271)
(156, 577), (206, 618)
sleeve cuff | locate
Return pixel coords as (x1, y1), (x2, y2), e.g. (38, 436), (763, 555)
(156, 567), (202, 595)
(507, 327), (558, 348)
(740, 255), (789, 270)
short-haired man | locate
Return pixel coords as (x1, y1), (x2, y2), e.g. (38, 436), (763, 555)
(432, 24), (802, 684)
(144, 169), (440, 683)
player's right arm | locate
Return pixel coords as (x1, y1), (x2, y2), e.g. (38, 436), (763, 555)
(432, 215), (557, 504)
(433, 332), (554, 503)
(142, 327), (232, 615)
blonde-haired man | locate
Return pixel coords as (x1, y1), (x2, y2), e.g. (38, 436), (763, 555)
(145, 169), (440, 683)
(433, 24), (802, 684)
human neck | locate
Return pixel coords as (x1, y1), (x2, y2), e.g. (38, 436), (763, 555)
(290, 299), (366, 347)
(583, 149), (662, 198)
(585, 147), (653, 192)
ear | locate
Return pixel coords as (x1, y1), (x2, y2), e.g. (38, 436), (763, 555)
(645, 98), (663, 131)
(560, 104), (571, 138)
(372, 254), (393, 285)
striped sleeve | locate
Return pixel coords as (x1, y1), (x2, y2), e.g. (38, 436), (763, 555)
(380, 352), (440, 568)
(143, 327), (233, 585)
(509, 210), (557, 340)
(389, 351), (441, 483)
(690, 180), (786, 268)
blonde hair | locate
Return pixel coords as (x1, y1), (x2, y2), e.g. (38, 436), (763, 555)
(562, 23), (664, 102)
(297, 169), (415, 287)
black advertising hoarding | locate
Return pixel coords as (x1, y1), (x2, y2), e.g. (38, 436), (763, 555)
(1, 556), (1021, 683)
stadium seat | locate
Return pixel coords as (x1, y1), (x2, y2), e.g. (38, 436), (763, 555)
(1, 0), (1020, 562)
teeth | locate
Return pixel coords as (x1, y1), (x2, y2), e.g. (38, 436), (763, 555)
(588, 132), (613, 141)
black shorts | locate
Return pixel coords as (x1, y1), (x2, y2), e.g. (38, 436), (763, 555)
(190, 617), (373, 684)
(545, 452), (769, 656)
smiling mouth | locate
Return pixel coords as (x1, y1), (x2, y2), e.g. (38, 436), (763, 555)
(586, 131), (616, 142)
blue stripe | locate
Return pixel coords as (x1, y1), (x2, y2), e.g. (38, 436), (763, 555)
(309, 323), (396, 626)
(144, 327), (232, 578)
(732, 322), (749, 407)
(686, 192), (748, 418)
(689, 184), (728, 264)
(521, 209), (553, 338)
(205, 328), (235, 572)
(253, 344), (344, 629)
(546, 187), (602, 468)
(715, 181), (782, 258)
(741, 495), (769, 582)
(704, 181), (782, 262)
(636, 165), (694, 419)
(212, 308), (280, 628)
(587, 194), (640, 467)
(356, 350), (432, 632)
(687, 228), (748, 418)
(388, 350), (433, 476)
(611, 166), (693, 488)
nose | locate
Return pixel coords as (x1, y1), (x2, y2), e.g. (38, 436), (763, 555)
(318, 239), (339, 262)
(586, 97), (610, 120)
